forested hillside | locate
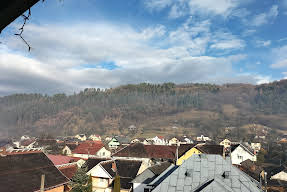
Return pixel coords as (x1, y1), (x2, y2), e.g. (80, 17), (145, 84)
(1, 81), (287, 138)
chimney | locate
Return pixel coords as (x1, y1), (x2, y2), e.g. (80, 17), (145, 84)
(112, 161), (117, 172)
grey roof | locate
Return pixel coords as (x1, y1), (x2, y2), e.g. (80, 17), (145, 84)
(152, 154), (263, 192)
(114, 136), (130, 144)
(132, 162), (171, 184)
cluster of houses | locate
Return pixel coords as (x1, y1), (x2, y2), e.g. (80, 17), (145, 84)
(0, 133), (287, 192)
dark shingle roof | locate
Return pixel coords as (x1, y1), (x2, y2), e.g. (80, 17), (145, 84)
(264, 165), (286, 179)
(101, 159), (142, 178)
(239, 159), (264, 181)
(109, 177), (134, 189)
(149, 162), (171, 175)
(196, 144), (224, 155)
(178, 144), (197, 157)
(132, 161), (172, 184)
(0, 152), (69, 192)
(112, 143), (177, 159)
(85, 157), (111, 172)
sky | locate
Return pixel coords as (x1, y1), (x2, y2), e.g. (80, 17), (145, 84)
(1, 0), (287, 95)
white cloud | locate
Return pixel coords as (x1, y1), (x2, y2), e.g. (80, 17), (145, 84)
(145, 0), (173, 11)
(140, 25), (166, 40)
(271, 45), (287, 68)
(169, 2), (189, 18)
(251, 5), (278, 26)
(144, 0), (252, 18)
(209, 31), (245, 50)
(188, 0), (238, 16)
(255, 40), (271, 47)
(0, 22), (260, 95)
(242, 29), (256, 36)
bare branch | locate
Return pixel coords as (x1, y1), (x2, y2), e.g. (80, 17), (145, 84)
(14, 8), (32, 51)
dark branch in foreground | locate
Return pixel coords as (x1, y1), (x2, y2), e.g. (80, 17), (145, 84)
(14, 8), (31, 51)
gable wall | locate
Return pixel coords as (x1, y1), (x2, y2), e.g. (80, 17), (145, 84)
(177, 147), (202, 165)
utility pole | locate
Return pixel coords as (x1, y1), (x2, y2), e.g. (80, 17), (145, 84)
(40, 174), (45, 192)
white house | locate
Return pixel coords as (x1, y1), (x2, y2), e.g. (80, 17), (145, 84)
(87, 159), (142, 192)
(231, 144), (256, 165)
(251, 143), (261, 153)
(72, 141), (111, 159)
(62, 144), (78, 156)
(147, 136), (166, 145)
(130, 138), (150, 145)
(220, 139), (232, 149)
(89, 134), (101, 141)
(196, 135), (211, 142)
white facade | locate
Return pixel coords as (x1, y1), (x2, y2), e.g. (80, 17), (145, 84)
(196, 135), (211, 142)
(89, 134), (102, 141)
(148, 136), (166, 145)
(62, 145), (73, 156)
(231, 144), (256, 165)
(251, 143), (261, 153)
(220, 139), (231, 149)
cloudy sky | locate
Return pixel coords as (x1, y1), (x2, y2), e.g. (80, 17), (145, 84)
(1, 0), (287, 95)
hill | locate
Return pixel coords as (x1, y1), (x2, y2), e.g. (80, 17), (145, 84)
(1, 80), (287, 139)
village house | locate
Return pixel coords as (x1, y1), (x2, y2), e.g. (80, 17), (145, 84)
(168, 137), (180, 145)
(72, 141), (111, 159)
(146, 136), (167, 145)
(85, 157), (112, 172)
(231, 143), (257, 165)
(267, 166), (287, 182)
(75, 134), (87, 141)
(130, 138), (150, 145)
(0, 151), (70, 192)
(108, 136), (130, 150)
(108, 137), (121, 149)
(89, 134), (102, 141)
(132, 161), (171, 192)
(17, 138), (36, 149)
(62, 143), (78, 156)
(196, 135), (211, 142)
(152, 154), (263, 192)
(168, 136), (193, 145)
(262, 165), (287, 191)
(219, 138), (232, 149)
(238, 159), (264, 182)
(87, 159), (142, 192)
(112, 143), (181, 169)
(47, 154), (78, 179)
(251, 142), (262, 153)
(177, 144), (224, 165)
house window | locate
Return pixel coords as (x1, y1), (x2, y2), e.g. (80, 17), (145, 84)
(238, 155), (243, 159)
(102, 152), (105, 156)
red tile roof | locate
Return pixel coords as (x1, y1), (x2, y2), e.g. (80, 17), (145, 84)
(72, 141), (104, 155)
(58, 164), (78, 179)
(47, 154), (74, 166)
(112, 143), (177, 159)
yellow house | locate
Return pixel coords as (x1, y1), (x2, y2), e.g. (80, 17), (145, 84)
(177, 144), (224, 165)
(177, 146), (202, 165)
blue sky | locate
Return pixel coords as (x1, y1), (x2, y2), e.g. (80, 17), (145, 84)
(1, 0), (287, 95)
